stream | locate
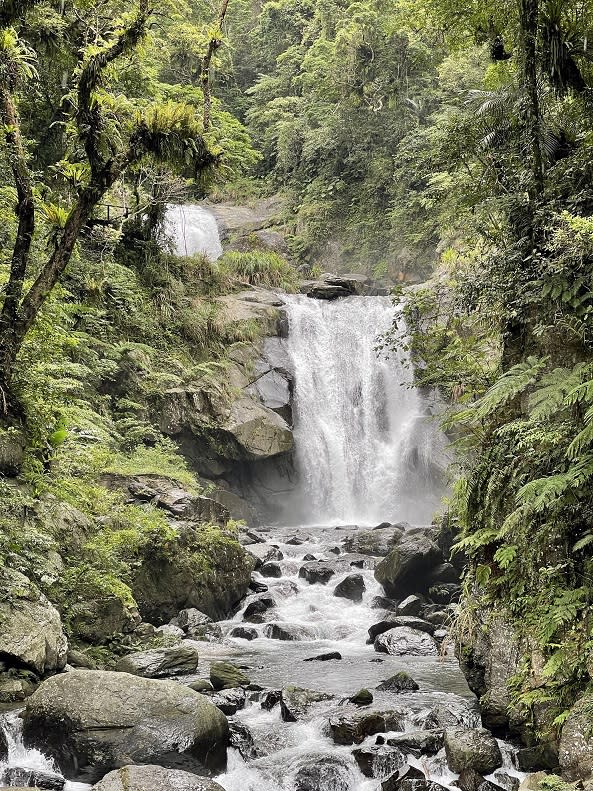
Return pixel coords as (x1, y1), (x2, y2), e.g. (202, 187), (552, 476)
(0, 206), (524, 790)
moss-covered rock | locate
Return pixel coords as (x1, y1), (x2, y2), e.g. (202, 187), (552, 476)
(0, 567), (67, 675)
(22, 670), (229, 782)
(132, 524), (255, 622)
(559, 694), (593, 780)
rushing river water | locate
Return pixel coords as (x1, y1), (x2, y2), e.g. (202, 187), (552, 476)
(0, 207), (522, 791)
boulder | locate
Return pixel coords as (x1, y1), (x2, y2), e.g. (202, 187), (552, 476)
(443, 728), (503, 775)
(349, 688), (373, 705)
(230, 626), (258, 640)
(260, 561), (283, 578)
(428, 563), (459, 585)
(91, 765), (225, 791)
(210, 661), (250, 690)
(374, 627), (439, 656)
(0, 672), (37, 703)
(247, 544), (283, 568)
(115, 645), (199, 677)
(377, 672), (419, 693)
(304, 652), (342, 662)
(261, 689), (282, 710)
(343, 528), (403, 557)
(188, 679), (213, 692)
(559, 693), (593, 780)
(264, 623), (315, 641)
(381, 765), (427, 791)
(372, 596), (399, 611)
(67, 648), (97, 670)
(1, 768), (64, 790)
(493, 775), (519, 791)
(243, 594), (276, 623)
(518, 774), (549, 791)
(397, 595), (424, 616)
(175, 609), (222, 642)
(209, 688), (246, 716)
(333, 574), (366, 602)
(229, 721), (258, 761)
(352, 745), (405, 778)
(22, 671), (228, 782)
(298, 562), (336, 585)
(456, 769), (501, 791)
(0, 568), (67, 675)
(223, 397), (293, 459)
(385, 730), (444, 757)
(133, 525), (255, 622)
(375, 531), (442, 598)
(280, 686), (333, 722)
(293, 755), (355, 791)
(369, 616), (436, 641)
(455, 612), (521, 731)
(329, 709), (406, 745)
(0, 726), (7, 761)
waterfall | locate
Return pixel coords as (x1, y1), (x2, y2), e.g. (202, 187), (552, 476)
(284, 295), (447, 526)
(163, 204), (223, 259)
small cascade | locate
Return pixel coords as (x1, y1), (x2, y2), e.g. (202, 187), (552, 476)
(163, 203), (223, 259)
(0, 711), (89, 790)
(284, 295), (447, 525)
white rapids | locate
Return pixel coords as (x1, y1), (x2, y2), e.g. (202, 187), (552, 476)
(284, 295), (447, 525)
(163, 203), (223, 259)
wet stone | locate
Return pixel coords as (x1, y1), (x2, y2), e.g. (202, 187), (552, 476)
(386, 730), (444, 757)
(352, 745), (406, 778)
(329, 709), (407, 745)
(280, 685), (334, 722)
(230, 626), (258, 640)
(444, 728), (503, 775)
(349, 688), (373, 706)
(382, 765), (427, 791)
(456, 768), (503, 791)
(208, 687), (246, 716)
(374, 626), (439, 656)
(229, 721), (258, 761)
(293, 755), (354, 791)
(243, 594), (276, 623)
(494, 773), (520, 791)
(397, 595), (424, 616)
(372, 596), (398, 611)
(260, 561), (283, 578)
(248, 579), (268, 593)
(304, 651), (342, 662)
(333, 573), (366, 602)
(1, 767), (65, 790)
(260, 689), (281, 710)
(377, 671), (419, 693)
(209, 660), (250, 690)
(369, 616), (436, 641)
(298, 562), (336, 585)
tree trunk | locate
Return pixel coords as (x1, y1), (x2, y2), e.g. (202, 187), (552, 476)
(201, 0), (230, 131)
(520, 0), (544, 198)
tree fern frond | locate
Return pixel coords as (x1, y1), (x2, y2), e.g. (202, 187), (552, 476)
(472, 356), (548, 421)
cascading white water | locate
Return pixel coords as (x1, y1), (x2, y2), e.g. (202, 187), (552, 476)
(284, 295), (447, 526)
(163, 204), (223, 259)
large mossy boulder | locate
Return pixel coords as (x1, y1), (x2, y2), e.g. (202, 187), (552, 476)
(91, 765), (225, 791)
(375, 530), (442, 598)
(559, 694), (593, 780)
(22, 671), (228, 783)
(132, 525), (255, 622)
(0, 568), (67, 675)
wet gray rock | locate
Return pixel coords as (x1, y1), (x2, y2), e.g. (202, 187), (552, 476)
(352, 745), (405, 778)
(209, 688), (246, 716)
(343, 528), (403, 557)
(444, 728), (503, 775)
(1, 767), (65, 790)
(264, 622), (315, 641)
(333, 574), (366, 602)
(248, 579), (268, 593)
(229, 721), (258, 760)
(428, 563), (459, 585)
(293, 755), (354, 791)
(22, 671), (228, 782)
(115, 645), (199, 678)
(280, 686), (334, 722)
(413, 701), (480, 730)
(372, 596), (399, 611)
(260, 561), (283, 578)
(210, 661), (250, 690)
(385, 730), (444, 757)
(456, 768), (502, 791)
(397, 595), (424, 616)
(304, 651), (342, 662)
(261, 689), (282, 710)
(91, 765), (225, 791)
(0, 727), (7, 761)
(494, 773), (520, 791)
(377, 672), (419, 693)
(188, 679), (213, 692)
(298, 562), (336, 585)
(381, 765), (427, 791)
(243, 594), (276, 623)
(329, 709), (407, 745)
(375, 531), (442, 598)
(230, 626), (258, 640)
(369, 616), (436, 642)
(177, 608), (222, 641)
(374, 626), (439, 656)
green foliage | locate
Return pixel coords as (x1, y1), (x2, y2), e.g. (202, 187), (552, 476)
(217, 250), (298, 290)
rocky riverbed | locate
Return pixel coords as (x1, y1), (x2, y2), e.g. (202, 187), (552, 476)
(0, 520), (530, 791)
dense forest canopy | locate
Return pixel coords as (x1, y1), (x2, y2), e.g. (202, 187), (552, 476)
(4, 0), (593, 772)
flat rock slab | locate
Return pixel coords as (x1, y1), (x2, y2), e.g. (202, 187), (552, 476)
(91, 765), (225, 791)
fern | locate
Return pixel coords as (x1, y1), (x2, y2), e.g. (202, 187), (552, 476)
(471, 356), (548, 422)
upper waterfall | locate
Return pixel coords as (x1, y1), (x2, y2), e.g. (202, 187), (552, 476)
(284, 295), (447, 526)
(164, 204), (223, 259)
